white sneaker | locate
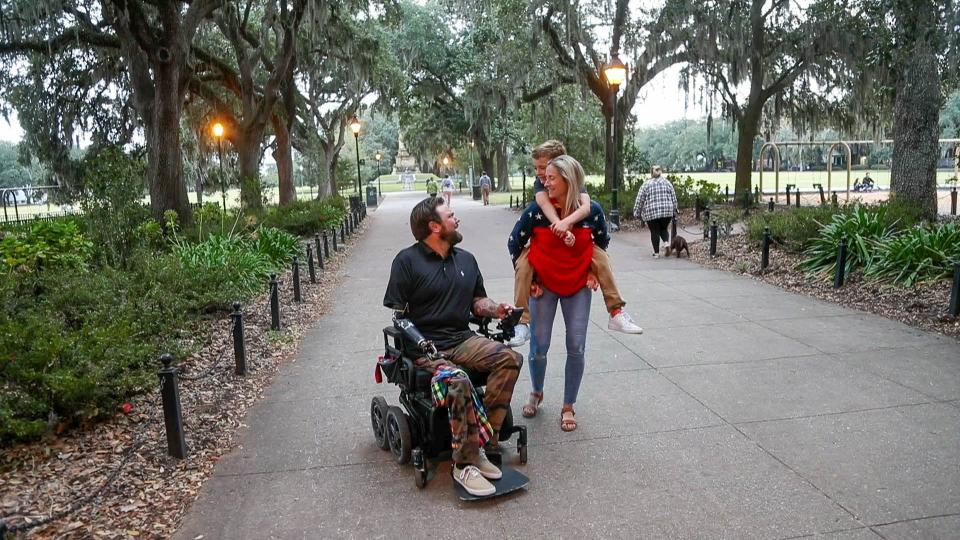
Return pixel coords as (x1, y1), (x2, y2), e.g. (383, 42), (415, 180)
(507, 323), (530, 348)
(474, 449), (502, 480)
(652, 253), (660, 258)
(453, 464), (496, 496)
(608, 312), (643, 334)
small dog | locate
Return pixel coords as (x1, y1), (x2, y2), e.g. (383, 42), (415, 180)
(663, 235), (689, 258)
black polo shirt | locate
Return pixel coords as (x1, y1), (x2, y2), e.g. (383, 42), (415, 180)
(384, 242), (486, 350)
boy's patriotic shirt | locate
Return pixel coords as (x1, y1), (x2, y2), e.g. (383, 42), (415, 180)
(507, 200), (610, 264)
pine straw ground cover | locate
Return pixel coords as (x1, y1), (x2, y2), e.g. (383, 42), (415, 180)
(684, 231), (960, 340)
(0, 220), (368, 539)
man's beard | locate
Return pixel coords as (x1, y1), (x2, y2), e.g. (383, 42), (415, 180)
(441, 228), (463, 246)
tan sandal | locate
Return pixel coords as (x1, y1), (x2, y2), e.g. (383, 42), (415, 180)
(521, 392), (543, 418)
(560, 405), (577, 432)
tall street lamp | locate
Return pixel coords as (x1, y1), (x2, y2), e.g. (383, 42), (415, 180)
(349, 115), (362, 195)
(211, 121), (226, 212)
(375, 151), (382, 196)
(604, 53), (627, 228)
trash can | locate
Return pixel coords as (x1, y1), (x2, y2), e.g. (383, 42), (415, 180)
(366, 185), (378, 207)
(472, 184), (481, 200)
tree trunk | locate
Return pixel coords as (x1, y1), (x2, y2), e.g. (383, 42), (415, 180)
(889, 24), (941, 219)
(495, 142), (511, 192)
(236, 125), (265, 211)
(150, 60), (191, 222)
(734, 110), (761, 197)
(272, 115), (296, 206)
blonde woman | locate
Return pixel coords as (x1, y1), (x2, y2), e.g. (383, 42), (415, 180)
(507, 155), (609, 431)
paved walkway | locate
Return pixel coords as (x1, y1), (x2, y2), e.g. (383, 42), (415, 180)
(174, 191), (960, 540)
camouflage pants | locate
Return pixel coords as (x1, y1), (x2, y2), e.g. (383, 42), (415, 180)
(417, 336), (522, 464)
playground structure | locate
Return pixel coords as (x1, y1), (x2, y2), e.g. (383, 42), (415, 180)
(758, 139), (960, 203)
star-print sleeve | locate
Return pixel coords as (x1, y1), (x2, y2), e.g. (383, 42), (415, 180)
(588, 201), (610, 251)
(508, 202), (539, 264)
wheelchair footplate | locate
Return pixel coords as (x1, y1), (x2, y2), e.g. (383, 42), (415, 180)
(453, 466), (529, 501)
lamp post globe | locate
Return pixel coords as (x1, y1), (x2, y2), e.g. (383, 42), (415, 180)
(603, 53), (628, 228)
(349, 115), (362, 195)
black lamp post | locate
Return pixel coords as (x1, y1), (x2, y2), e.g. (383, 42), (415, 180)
(212, 121), (226, 212)
(349, 115), (361, 194)
(604, 53), (627, 228)
(375, 152), (382, 196)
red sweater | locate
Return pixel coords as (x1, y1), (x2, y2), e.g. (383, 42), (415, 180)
(528, 227), (594, 296)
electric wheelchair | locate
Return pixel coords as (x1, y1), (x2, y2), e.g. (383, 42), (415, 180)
(369, 310), (528, 488)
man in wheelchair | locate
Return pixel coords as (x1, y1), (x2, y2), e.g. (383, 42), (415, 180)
(383, 197), (523, 496)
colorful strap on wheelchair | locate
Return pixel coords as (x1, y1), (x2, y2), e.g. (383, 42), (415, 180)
(430, 366), (495, 446)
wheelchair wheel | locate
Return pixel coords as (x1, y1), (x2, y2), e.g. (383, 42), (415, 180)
(386, 406), (412, 464)
(370, 397), (390, 450)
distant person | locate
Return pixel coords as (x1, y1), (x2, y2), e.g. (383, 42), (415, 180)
(479, 171), (492, 206)
(426, 177), (438, 197)
(441, 175), (455, 206)
(633, 165), (678, 258)
(862, 173), (874, 191)
(853, 177), (862, 192)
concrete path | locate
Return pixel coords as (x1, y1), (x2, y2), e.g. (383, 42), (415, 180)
(174, 191), (960, 540)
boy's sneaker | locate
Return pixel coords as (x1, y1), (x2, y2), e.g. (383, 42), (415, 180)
(453, 464), (496, 496)
(608, 311), (643, 334)
(508, 323), (530, 348)
(475, 449), (502, 480)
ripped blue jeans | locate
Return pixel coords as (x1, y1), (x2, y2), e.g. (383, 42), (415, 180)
(528, 286), (591, 405)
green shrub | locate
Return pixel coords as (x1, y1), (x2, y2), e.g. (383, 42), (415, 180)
(874, 197), (927, 231)
(666, 175), (725, 208)
(172, 233), (274, 300)
(0, 267), (177, 445)
(866, 222), (960, 286)
(255, 227), (302, 266)
(259, 197), (347, 236)
(0, 219), (93, 271)
(746, 206), (845, 252)
(79, 145), (151, 268)
(799, 205), (895, 276)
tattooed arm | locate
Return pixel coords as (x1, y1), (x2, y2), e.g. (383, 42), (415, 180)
(472, 297), (514, 319)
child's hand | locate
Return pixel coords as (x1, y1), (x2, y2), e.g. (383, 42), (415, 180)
(550, 218), (572, 236)
(586, 273), (599, 290)
(530, 282), (544, 298)
(562, 230), (575, 247)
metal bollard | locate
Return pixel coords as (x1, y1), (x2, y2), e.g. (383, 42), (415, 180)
(834, 239), (847, 288)
(725, 185), (729, 201)
(331, 227), (338, 252)
(314, 234), (324, 270)
(292, 257), (302, 302)
(814, 183), (825, 205)
(761, 227), (771, 271)
(709, 221), (718, 257)
(307, 244), (317, 283)
(340, 221), (346, 244)
(831, 191), (838, 207)
(703, 209), (711, 239)
(232, 302), (247, 375)
(158, 354), (188, 459)
(754, 185), (760, 205)
(323, 231), (330, 258)
(510, 195), (514, 208)
(950, 264), (960, 316)
(269, 274), (280, 330)
(695, 195), (701, 221)
(795, 189), (801, 208)
(785, 185), (792, 206)
(952, 187), (957, 216)
(768, 197), (774, 212)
